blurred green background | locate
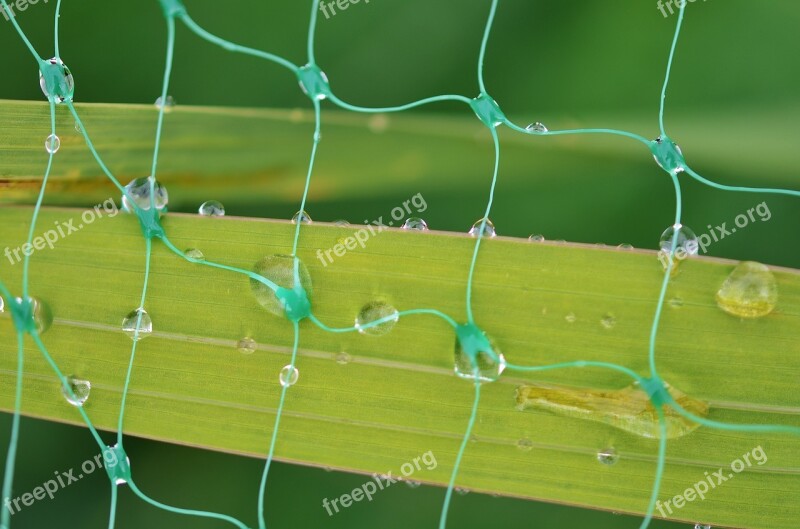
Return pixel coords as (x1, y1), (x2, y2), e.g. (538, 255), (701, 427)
(1, 0), (798, 527)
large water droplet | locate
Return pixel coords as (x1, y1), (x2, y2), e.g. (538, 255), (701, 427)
(596, 447), (619, 466)
(355, 301), (399, 336)
(292, 210), (313, 224)
(525, 122), (548, 133)
(62, 376), (91, 407)
(249, 255), (312, 317)
(122, 308), (152, 341)
(659, 223), (698, 261)
(402, 217), (429, 231)
(185, 248), (205, 261)
(279, 365), (299, 387)
(154, 95), (175, 111)
(237, 337), (257, 355)
(45, 134), (60, 154)
(716, 262), (777, 318)
(122, 177), (168, 212)
(469, 218), (496, 238)
(198, 200), (225, 217)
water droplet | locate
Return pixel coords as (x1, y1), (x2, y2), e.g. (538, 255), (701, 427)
(516, 438), (533, 452)
(716, 261), (777, 319)
(455, 487), (470, 496)
(402, 217), (429, 231)
(292, 210), (313, 224)
(617, 243), (634, 251)
(39, 57), (74, 103)
(565, 313), (576, 323)
(528, 234), (545, 242)
(601, 314), (616, 329)
(454, 325), (506, 382)
(404, 479), (421, 489)
(335, 352), (351, 365)
(693, 525), (711, 529)
(184, 248), (205, 261)
(45, 134), (60, 154)
(198, 200), (225, 217)
(355, 301), (399, 336)
(154, 95), (175, 111)
(0, 296), (4, 313)
(333, 219), (351, 227)
(525, 122), (548, 133)
(62, 376), (91, 407)
(122, 177), (168, 212)
(596, 447), (619, 466)
(279, 365), (299, 387)
(659, 224), (699, 262)
(669, 297), (684, 308)
(250, 255), (312, 317)
(122, 308), (152, 341)
(237, 337), (257, 354)
(74, 121), (82, 134)
(468, 218), (496, 238)
(30, 297), (53, 334)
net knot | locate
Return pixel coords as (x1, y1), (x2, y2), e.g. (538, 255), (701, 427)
(276, 285), (311, 322)
(470, 93), (506, 129)
(103, 444), (132, 485)
(296, 64), (331, 101)
(649, 135), (686, 174)
(158, 0), (187, 18)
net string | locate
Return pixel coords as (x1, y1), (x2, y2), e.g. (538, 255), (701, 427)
(0, 1), (798, 529)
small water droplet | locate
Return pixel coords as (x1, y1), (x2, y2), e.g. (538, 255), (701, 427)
(516, 438), (533, 452)
(292, 210), (313, 224)
(402, 217), (429, 231)
(154, 95), (175, 111)
(335, 352), (351, 365)
(74, 121), (82, 134)
(601, 314), (616, 329)
(469, 218), (496, 238)
(597, 447), (619, 466)
(250, 255), (313, 318)
(617, 243), (634, 251)
(198, 200), (225, 217)
(237, 337), (257, 354)
(694, 525), (711, 529)
(279, 365), (299, 387)
(45, 134), (60, 154)
(565, 313), (576, 323)
(333, 219), (350, 227)
(659, 223), (699, 262)
(62, 376), (91, 407)
(122, 308), (152, 341)
(716, 261), (777, 319)
(30, 297), (53, 334)
(669, 297), (684, 308)
(184, 248), (205, 261)
(404, 479), (421, 489)
(122, 177), (168, 212)
(0, 296), (4, 313)
(355, 301), (399, 336)
(528, 234), (545, 242)
(525, 122), (548, 133)
(455, 487), (470, 496)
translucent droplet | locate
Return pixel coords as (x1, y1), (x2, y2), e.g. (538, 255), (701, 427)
(0, 296), (4, 313)
(668, 297), (684, 308)
(154, 95), (175, 111)
(74, 120), (82, 134)
(62, 376), (91, 407)
(122, 177), (168, 212)
(468, 218), (496, 238)
(335, 352), (351, 365)
(404, 479), (421, 489)
(30, 297), (53, 334)
(279, 365), (299, 387)
(250, 255), (312, 317)
(716, 261), (777, 319)
(333, 219), (351, 227)
(237, 337), (257, 355)
(45, 134), (60, 154)
(39, 57), (74, 103)
(525, 122), (548, 133)
(454, 327), (506, 382)
(617, 243), (634, 251)
(402, 217), (429, 231)
(528, 234), (545, 242)
(659, 223), (698, 261)
(516, 438), (533, 452)
(601, 314), (616, 329)
(565, 313), (576, 323)
(292, 210), (313, 224)
(184, 248), (205, 261)
(122, 308), (152, 341)
(198, 200), (225, 217)
(455, 487), (470, 496)
(355, 301), (399, 336)
(693, 525), (711, 529)
(596, 447), (619, 466)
